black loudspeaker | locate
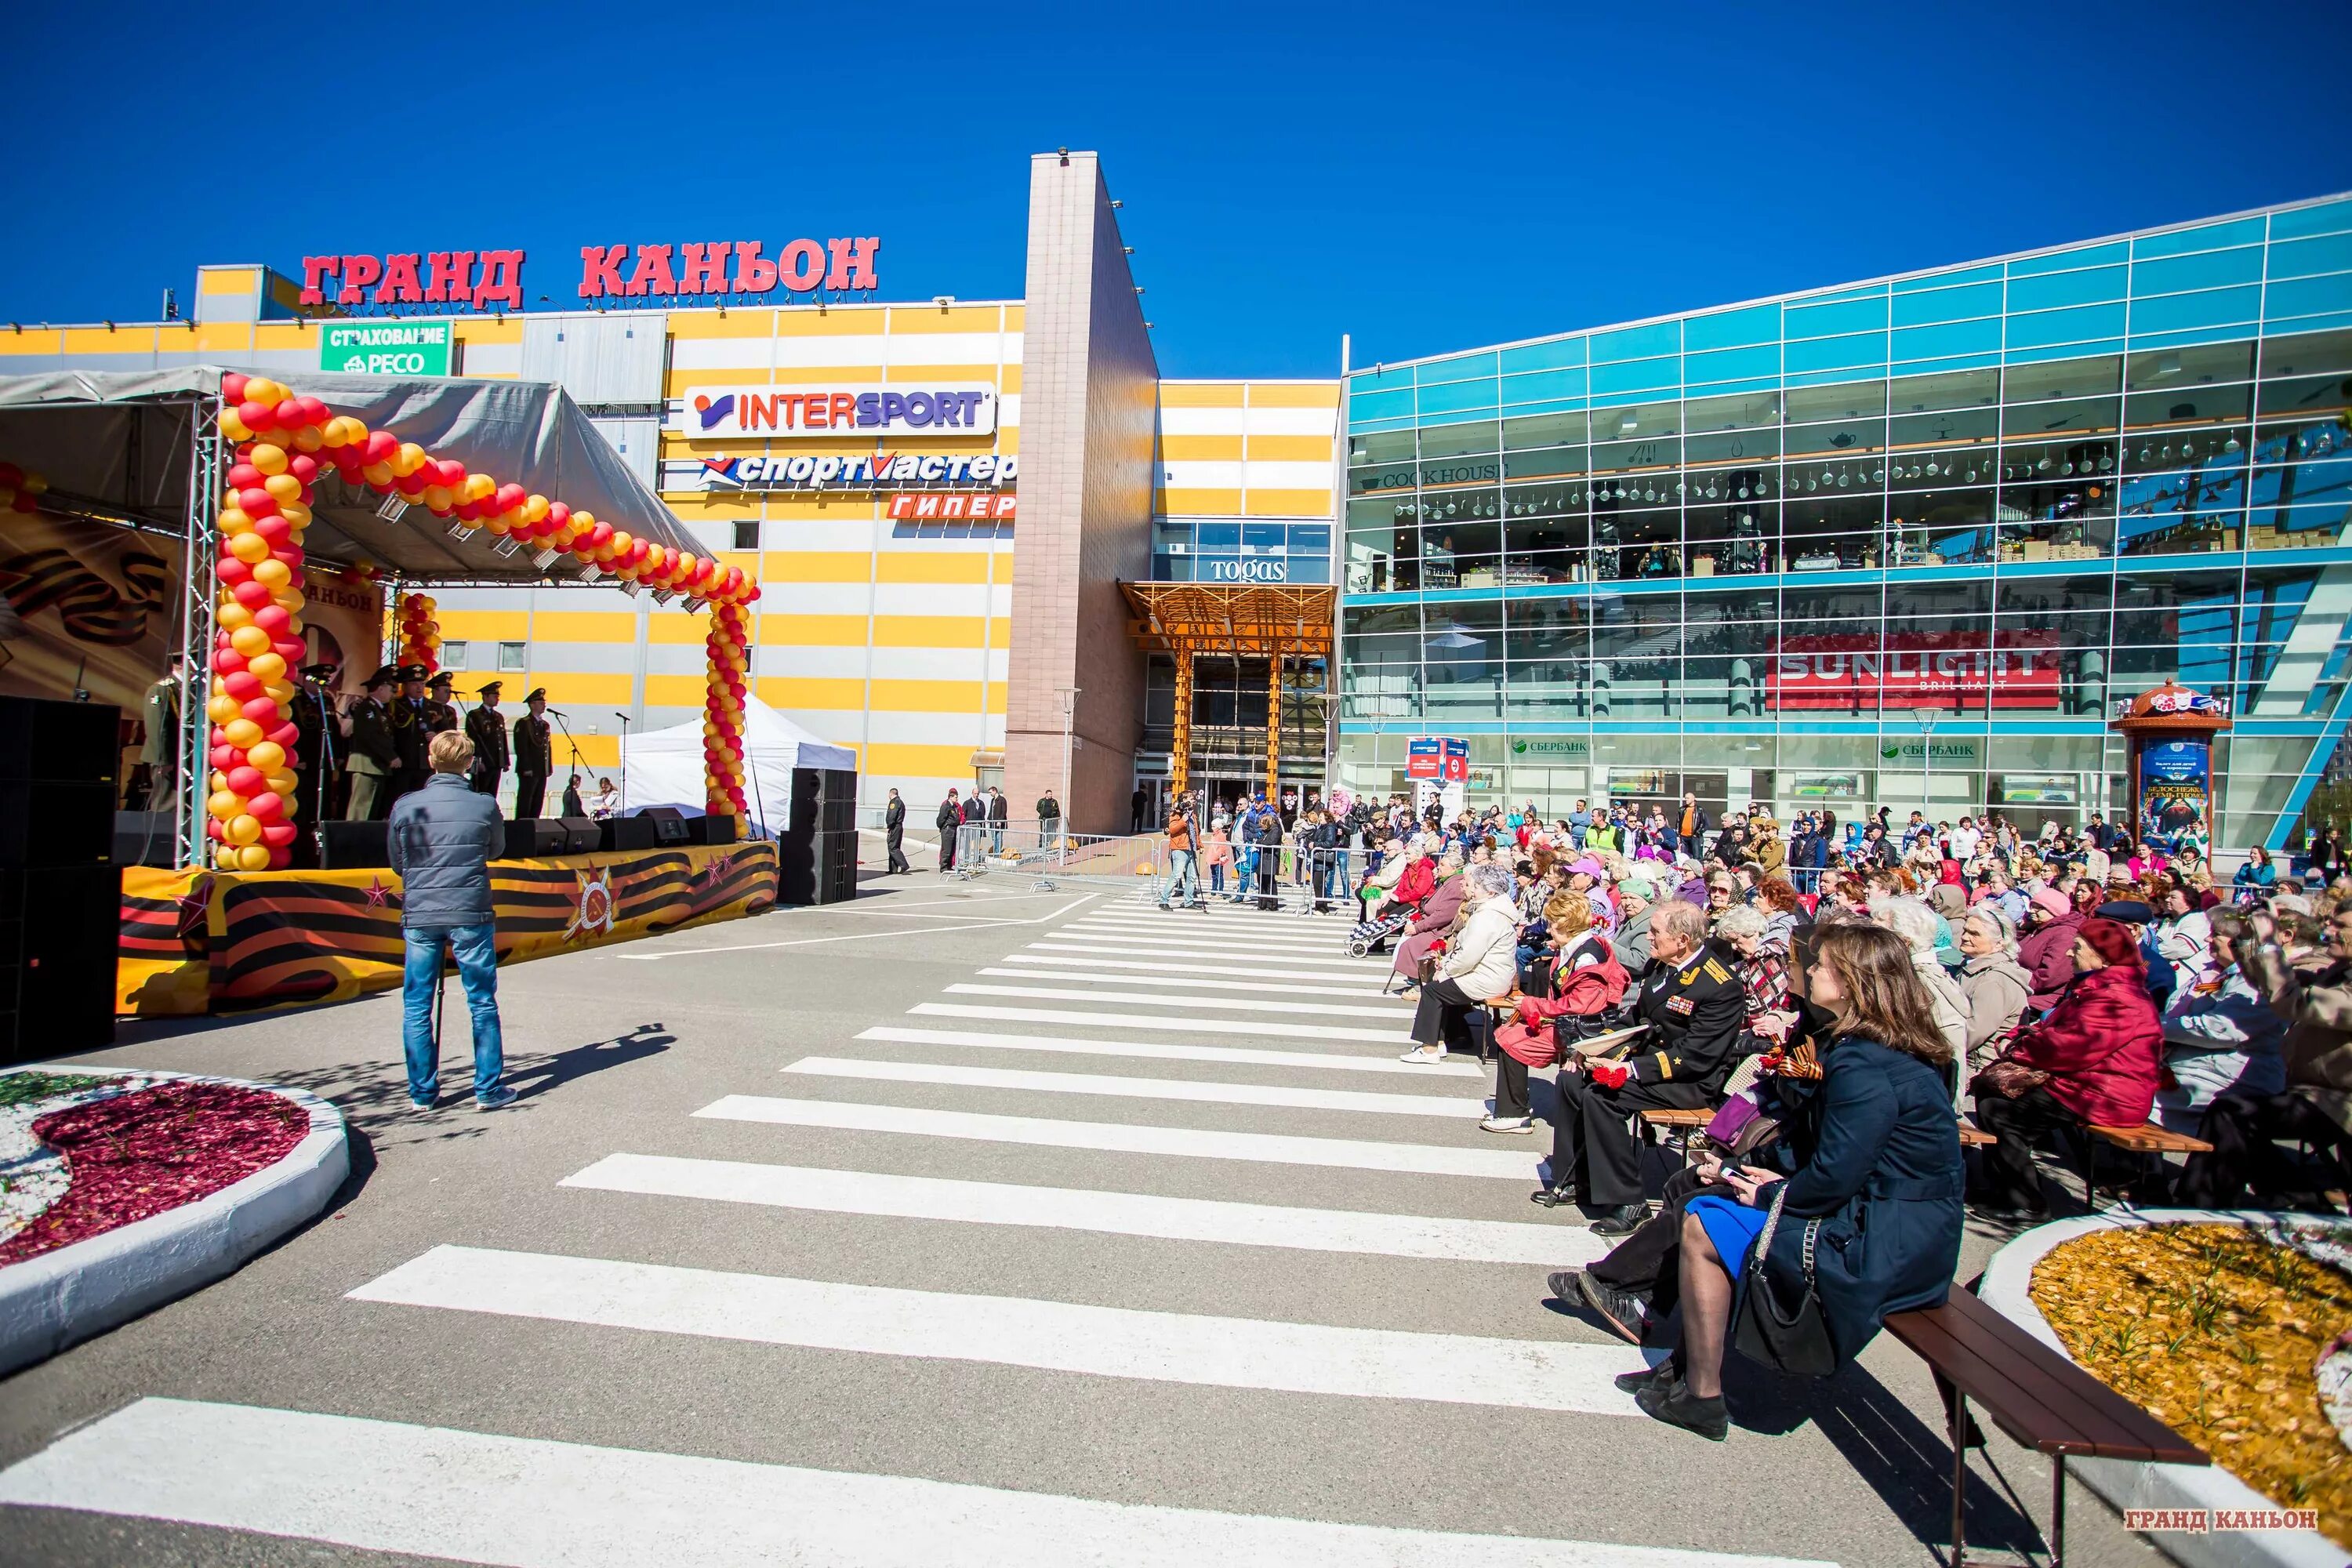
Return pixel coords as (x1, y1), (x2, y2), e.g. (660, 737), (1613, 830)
(0, 695), (121, 786)
(0, 780), (114, 866)
(778, 769), (822, 904)
(113, 811), (178, 868)
(556, 817), (601, 854)
(599, 815), (658, 852)
(815, 829), (858, 904)
(320, 819), (392, 869)
(689, 812), (739, 847)
(640, 807), (693, 846)
(0, 864), (120, 1064)
(502, 818), (569, 859)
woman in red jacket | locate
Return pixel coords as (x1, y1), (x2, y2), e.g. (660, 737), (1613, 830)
(1965, 916), (2163, 1220)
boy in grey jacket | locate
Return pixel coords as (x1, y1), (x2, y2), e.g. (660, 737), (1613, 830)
(389, 730), (513, 1109)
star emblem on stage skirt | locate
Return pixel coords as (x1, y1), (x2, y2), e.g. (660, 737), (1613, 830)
(174, 880), (214, 938)
(564, 866), (615, 943)
(363, 877), (393, 908)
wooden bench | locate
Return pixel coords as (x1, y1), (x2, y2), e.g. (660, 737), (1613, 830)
(1885, 1285), (2206, 1568)
(1637, 1107), (1714, 1166)
(2078, 1122), (2213, 1210)
(1958, 1125), (1997, 1148)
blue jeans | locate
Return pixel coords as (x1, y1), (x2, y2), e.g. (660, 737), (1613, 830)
(1210, 862), (1225, 893)
(1162, 848), (1199, 906)
(402, 922), (505, 1102)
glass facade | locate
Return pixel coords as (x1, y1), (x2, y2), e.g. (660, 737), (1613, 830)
(1338, 195), (2352, 849)
(1151, 518), (1333, 583)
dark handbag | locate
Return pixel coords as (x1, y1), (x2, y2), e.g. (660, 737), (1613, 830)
(1971, 1057), (2050, 1100)
(1731, 1184), (1838, 1377)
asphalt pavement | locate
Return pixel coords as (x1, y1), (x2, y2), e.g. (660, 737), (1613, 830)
(0, 869), (2171, 1566)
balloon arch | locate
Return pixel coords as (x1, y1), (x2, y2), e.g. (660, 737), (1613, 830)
(199, 371), (757, 872)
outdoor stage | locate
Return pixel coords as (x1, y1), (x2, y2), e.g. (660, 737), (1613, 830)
(117, 841), (777, 1017)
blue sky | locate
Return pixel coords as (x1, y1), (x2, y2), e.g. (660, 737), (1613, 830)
(5, 2), (2349, 377)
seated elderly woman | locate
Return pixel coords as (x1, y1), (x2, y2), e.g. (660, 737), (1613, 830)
(2153, 907), (2288, 1133)
(1392, 842), (1466, 991)
(1400, 862), (1520, 1068)
(1489, 902), (1628, 1132)
(1966, 916), (2164, 1220)
(1714, 903), (1793, 1044)
(1624, 922), (1965, 1440)
(1954, 905), (2032, 1076)
(1876, 897), (1969, 1068)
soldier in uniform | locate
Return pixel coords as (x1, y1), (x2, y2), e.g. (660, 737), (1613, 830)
(137, 653), (185, 811)
(388, 664), (432, 805)
(422, 670), (460, 736)
(344, 666), (400, 822)
(289, 662), (341, 866)
(464, 681), (510, 811)
(511, 688), (553, 821)
(1532, 898), (1746, 1232)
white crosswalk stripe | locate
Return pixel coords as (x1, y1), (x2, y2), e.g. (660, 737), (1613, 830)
(1022, 939), (1386, 973)
(855, 1025), (1483, 1077)
(783, 1056), (1487, 1118)
(1057, 920), (1345, 953)
(561, 1153), (1603, 1265)
(350, 1244), (1642, 1414)
(1000, 951), (1399, 984)
(909, 1001), (1411, 1044)
(694, 1094), (1536, 1178)
(943, 982), (1408, 1019)
(0, 1399), (1838, 1568)
(977, 965), (1388, 997)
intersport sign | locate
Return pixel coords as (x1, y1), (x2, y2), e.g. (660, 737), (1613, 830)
(670, 384), (996, 439)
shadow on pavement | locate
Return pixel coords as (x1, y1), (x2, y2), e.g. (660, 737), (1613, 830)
(506, 1023), (673, 1102)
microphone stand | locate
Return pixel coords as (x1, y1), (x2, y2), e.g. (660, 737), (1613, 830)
(614, 711), (632, 813)
(550, 710), (588, 811)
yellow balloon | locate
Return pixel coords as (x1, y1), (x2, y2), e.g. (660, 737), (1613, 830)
(206, 695), (240, 725)
(252, 559), (291, 589)
(236, 844), (271, 872)
(229, 532), (271, 565)
(264, 473), (302, 503)
(220, 508), (253, 535)
(394, 442), (426, 477)
(246, 652), (287, 684)
(229, 623), (270, 656)
(245, 378), (284, 407)
(214, 843), (241, 869)
(418, 595), (436, 611)
(207, 789), (241, 819)
(524, 495), (550, 523)
(226, 814), (261, 846)
(267, 771), (298, 795)
(223, 718), (263, 749)
(421, 485), (452, 512)
(279, 502), (310, 528)
(263, 681), (293, 704)
(250, 444), (289, 477)
(217, 603), (252, 630)
(245, 740), (286, 772)
(362, 462), (394, 486)
(292, 426), (324, 453)
(209, 769), (229, 791)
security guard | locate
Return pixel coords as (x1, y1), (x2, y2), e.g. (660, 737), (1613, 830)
(388, 664), (432, 805)
(422, 670), (460, 736)
(464, 680), (510, 811)
(511, 688), (553, 821)
(289, 662), (341, 863)
(344, 666), (400, 821)
(1533, 897), (1745, 1232)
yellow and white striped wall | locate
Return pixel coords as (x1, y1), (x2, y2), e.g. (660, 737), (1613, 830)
(1154, 379), (1341, 521)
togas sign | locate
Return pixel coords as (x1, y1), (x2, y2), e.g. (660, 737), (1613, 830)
(1207, 558), (1287, 583)
(320, 321), (451, 376)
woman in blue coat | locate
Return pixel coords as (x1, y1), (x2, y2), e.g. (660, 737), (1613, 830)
(1628, 921), (1965, 1439)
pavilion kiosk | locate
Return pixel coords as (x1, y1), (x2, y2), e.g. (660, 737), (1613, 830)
(2108, 680), (2231, 868)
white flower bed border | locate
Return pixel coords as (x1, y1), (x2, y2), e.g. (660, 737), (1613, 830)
(1980, 1208), (2347, 1568)
(0, 1065), (349, 1377)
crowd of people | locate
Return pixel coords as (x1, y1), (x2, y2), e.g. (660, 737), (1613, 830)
(1192, 789), (2352, 1440)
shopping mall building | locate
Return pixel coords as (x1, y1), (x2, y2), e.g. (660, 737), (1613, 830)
(2, 158), (2348, 850)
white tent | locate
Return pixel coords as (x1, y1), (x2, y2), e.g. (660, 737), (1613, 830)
(620, 696), (855, 837)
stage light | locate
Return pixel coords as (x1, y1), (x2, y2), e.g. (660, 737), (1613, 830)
(376, 495), (409, 524)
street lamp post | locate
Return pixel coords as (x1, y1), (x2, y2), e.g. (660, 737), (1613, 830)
(1056, 684), (1080, 865)
(1911, 706), (1940, 823)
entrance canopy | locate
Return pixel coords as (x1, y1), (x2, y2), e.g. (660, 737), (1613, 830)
(1120, 581), (1337, 797)
(623, 698), (855, 835)
(0, 367), (701, 580)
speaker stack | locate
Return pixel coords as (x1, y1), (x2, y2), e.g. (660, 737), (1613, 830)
(779, 767), (858, 906)
(0, 695), (122, 1063)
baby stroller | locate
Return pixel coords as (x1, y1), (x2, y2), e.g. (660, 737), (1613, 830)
(1346, 909), (1411, 959)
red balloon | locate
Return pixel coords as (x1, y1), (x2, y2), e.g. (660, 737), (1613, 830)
(215, 649), (248, 675)
(274, 399), (302, 428)
(255, 516), (291, 546)
(231, 580), (270, 609)
(210, 744), (238, 770)
(289, 454), (318, 484)
(205, 818), (226, 842)
(226, 764), (265, 795)
(364, 430), (398, 463)
(294, 396), (327, 426)
(220, 373), (249, 405)
(268, 722), (299, 748)
(247, 789), (284, 821)
(265, 844), (292, 869)
(433, 459), (466, 488)
(237, 399), (275, 431)
(456, 500), (482, 521)
(252, 605), (291, 636)
(216, 557), (252, 586)
(262, 822), (298, 848)
(270, 546), (302, 568)
(546, 503), (571, 529)
(236, 486), (275, 515)
(223, 673), (261, 702)
(227, 463), (263, 490)
(271, 637), (305, 662)
(240, 696), (279, 723)
(395, 470), (429, 496)
(494, 482), (526, 511)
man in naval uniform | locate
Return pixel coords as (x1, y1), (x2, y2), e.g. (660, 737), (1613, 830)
(464, 680), (510, 812)
(388, 665), (432, 807)
(289, 662), (341, 865)
(345, 666), (401, 822)
(422, 670), (460, 737)
(510, 688), (553, 821)
(1531, 898), (1746, 1234)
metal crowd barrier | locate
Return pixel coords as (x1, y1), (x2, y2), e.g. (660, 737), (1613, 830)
(953, 825), (1163, 891)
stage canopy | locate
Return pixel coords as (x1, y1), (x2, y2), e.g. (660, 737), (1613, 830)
(622, 697), (854, 836)
(0, 366), (701, 581)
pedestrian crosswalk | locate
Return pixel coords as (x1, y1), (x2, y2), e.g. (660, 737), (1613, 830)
(0, 893), (1838, 1565)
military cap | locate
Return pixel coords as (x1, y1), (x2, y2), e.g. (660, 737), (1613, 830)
(365, 665), (400, 688)
(524, 687), (548, 702)
(475, 680), (503, 697)
(426, 670), (455, 690)
(299, 662), (338, 678)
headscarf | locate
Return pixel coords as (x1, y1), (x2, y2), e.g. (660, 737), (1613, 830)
(2078, 916), (2141, 971)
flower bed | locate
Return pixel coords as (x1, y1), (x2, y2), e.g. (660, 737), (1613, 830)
(2029, 1221), (2352, 1551)
(0, 1073), (309, 1265)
